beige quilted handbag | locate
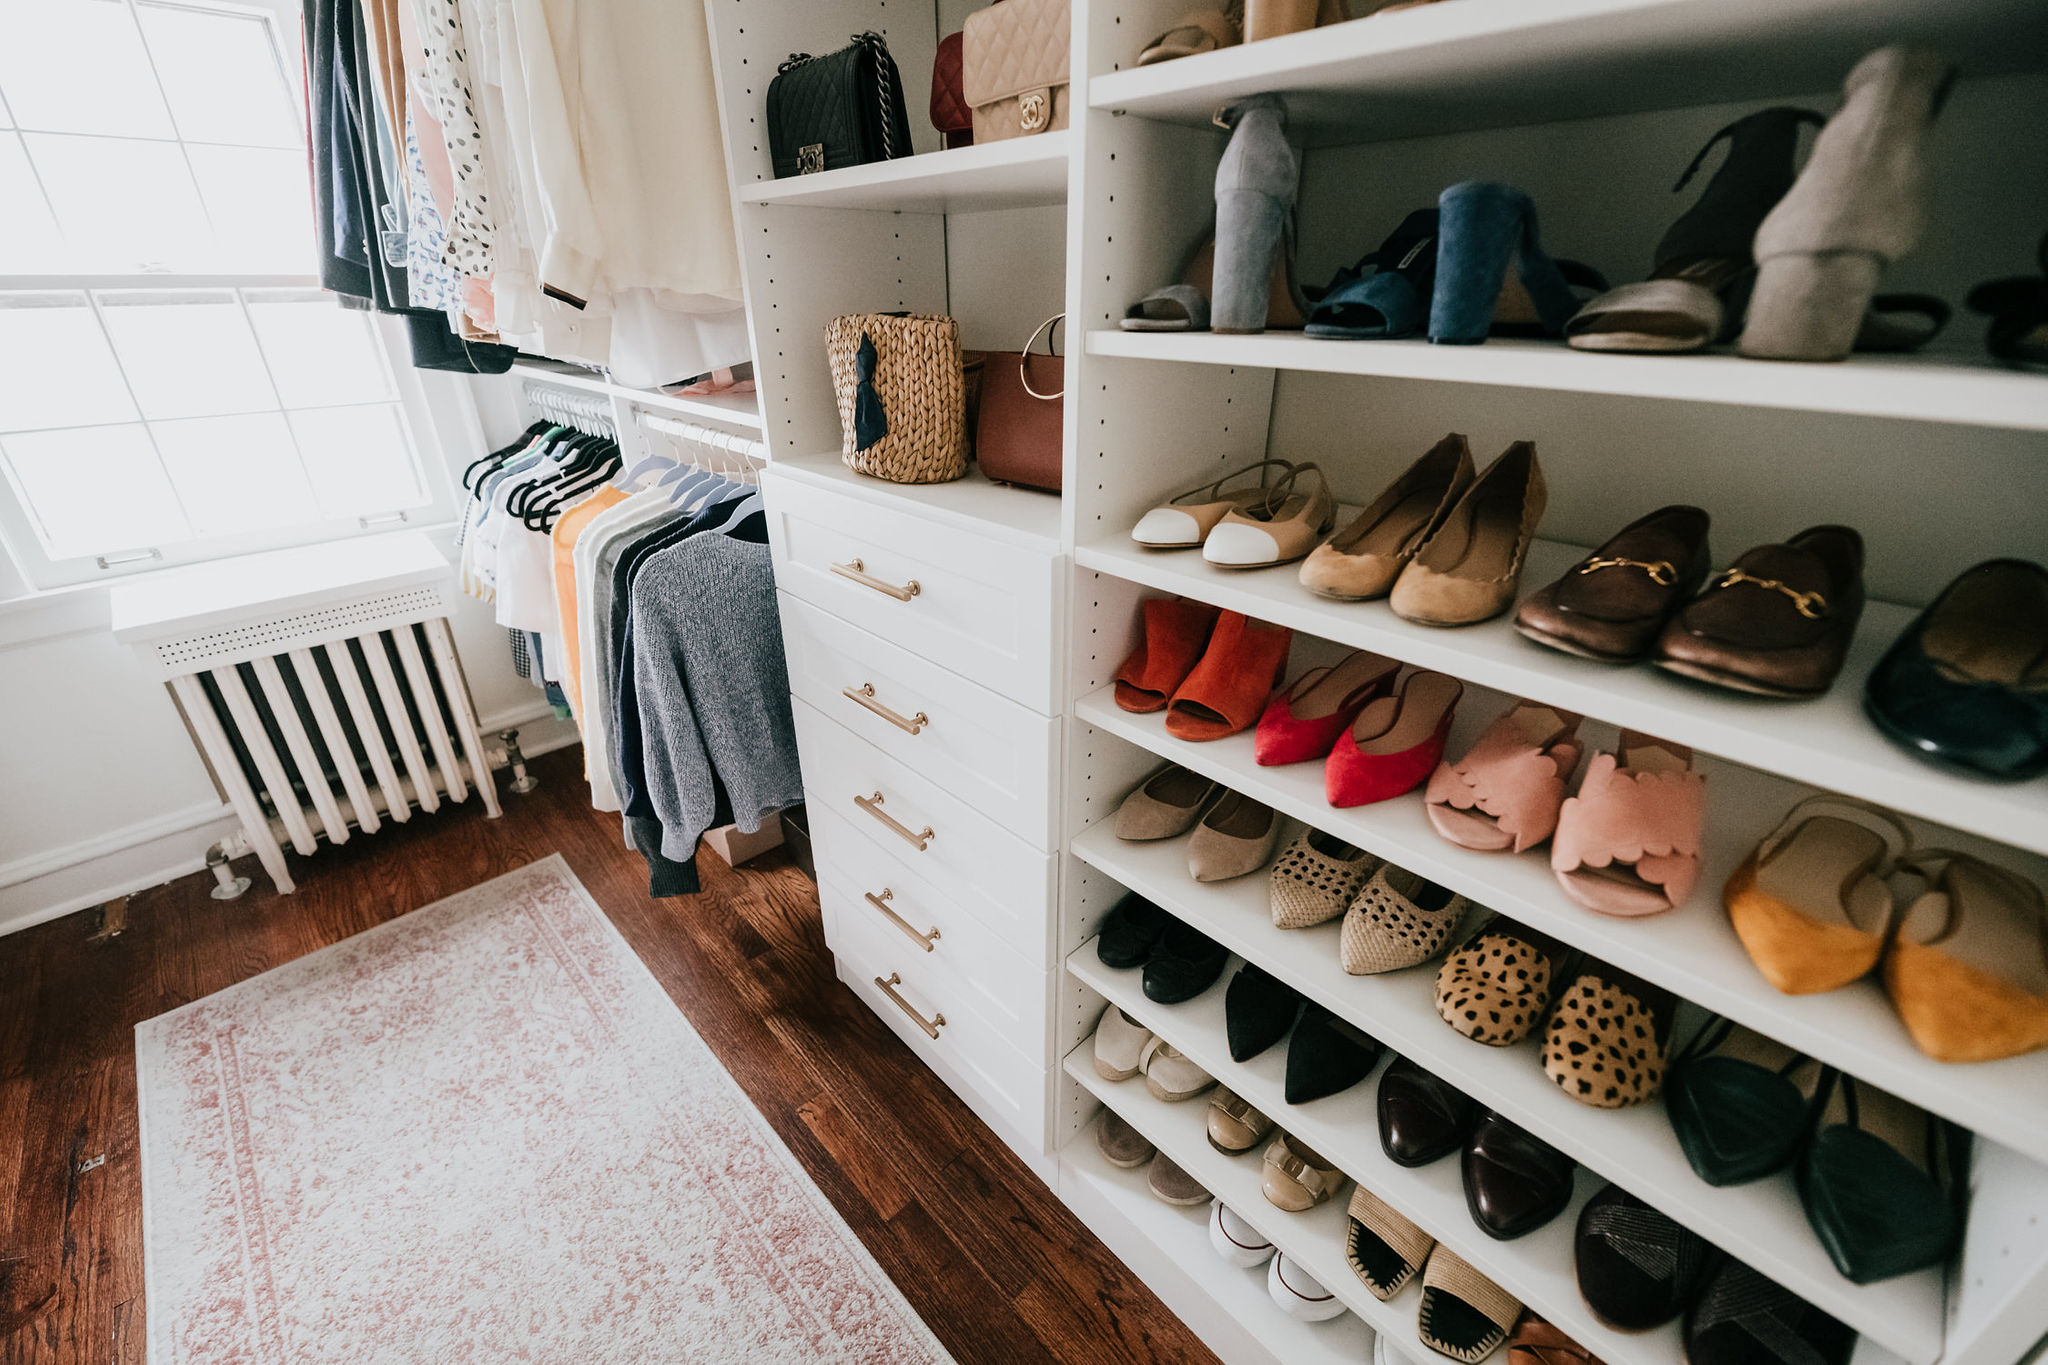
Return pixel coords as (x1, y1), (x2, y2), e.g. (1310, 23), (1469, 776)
(824, 312), (968, 484)
(962, 0), (1070, 143)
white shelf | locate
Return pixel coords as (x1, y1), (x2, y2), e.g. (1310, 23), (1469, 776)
(1064, 1044), (1425, 1345)
(1085, 331), (2048, 432)
(736, 133), (1071, 213)
(767, 451), (1063, 551)
(1071, 686), (2048, 1170)
(1072, 536), (2048, 858)
(1088, 0), (2048, 145)
(511, 359), (764, 432)
(1067, 827), (1944, 1363)
(1058, 1122), (1381, 1365)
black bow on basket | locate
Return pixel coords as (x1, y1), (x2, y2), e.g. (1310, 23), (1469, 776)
(853, 331), (888, 450)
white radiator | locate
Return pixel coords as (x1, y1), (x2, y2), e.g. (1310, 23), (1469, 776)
(111, 533), (500, 895)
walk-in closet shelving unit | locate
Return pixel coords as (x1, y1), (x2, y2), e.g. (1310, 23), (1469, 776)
(699, 0), (2048, 1362)
(1050, 3), (2048, 1365)
(700, 2), (1075, 1172)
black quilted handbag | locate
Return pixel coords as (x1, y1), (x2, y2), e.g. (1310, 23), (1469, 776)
(767, 32), (915, 179)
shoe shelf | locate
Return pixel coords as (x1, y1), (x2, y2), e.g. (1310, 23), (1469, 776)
(735, 132), (1072, 213)
(1070, 686), (2048, 1169)
(767, 451), (1063, 550)
(1084, 331), (2048, 433)
(1067, 826), (1942, 1363)
(1071, 536), (2048, 859)
(1064, 1043), (1422, 1345)
(1059, 1121), (1381, 1365)
(1087, 0), (2048, 145)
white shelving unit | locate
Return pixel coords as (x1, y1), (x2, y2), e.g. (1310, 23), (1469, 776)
(698, 1), (2048, 1363)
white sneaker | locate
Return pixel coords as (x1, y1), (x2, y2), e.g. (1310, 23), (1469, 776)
(1268, 1252), (1349, 1323)
(1209, 1200), (1276, 1268)
(1093, 1006), (1154, 1081)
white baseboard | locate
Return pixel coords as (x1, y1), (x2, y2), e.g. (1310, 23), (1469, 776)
(0, 703), (583, 940)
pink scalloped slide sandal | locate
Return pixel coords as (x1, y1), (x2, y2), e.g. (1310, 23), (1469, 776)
(1550, 732), (1705, 916)
(1424, 700), (1583, 853)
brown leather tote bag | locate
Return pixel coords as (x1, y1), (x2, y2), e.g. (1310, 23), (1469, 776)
(975, 314), (1064, 492)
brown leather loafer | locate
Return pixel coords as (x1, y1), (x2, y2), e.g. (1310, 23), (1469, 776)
(1462, 1110), (1576, 1239)
(1377, 1055), (1479, 1167)
(1516, 505), (1713, 661)
(1654, 525), (1865, 697)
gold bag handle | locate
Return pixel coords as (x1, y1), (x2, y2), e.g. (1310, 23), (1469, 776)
(1020, 313), (1065, 401)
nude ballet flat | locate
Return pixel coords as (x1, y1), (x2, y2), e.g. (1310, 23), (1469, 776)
(1426, 700), (1584, 854)
(1724, 795), (1910, 995)
(1550, 732), (1704, 917)
(1204, 462), (1337, 568)
(1299, 434), (1475, 601)
(1116, 764), (1219, 840)
(1389, 441), (1546, 628)
(1886, 852), (2048, 1063)
(1132, 458), (1295, 548)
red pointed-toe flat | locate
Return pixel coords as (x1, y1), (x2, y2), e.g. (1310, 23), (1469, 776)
(1255, 650), (1401, 766)
(1325, 670), (1464, 808)
(1115, 597), (1222, 713)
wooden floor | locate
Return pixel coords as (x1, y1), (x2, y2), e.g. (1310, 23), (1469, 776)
(0, 746), (1215, 1365)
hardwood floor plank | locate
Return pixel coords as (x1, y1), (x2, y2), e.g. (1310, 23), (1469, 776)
(0, 747), (1216, 1365)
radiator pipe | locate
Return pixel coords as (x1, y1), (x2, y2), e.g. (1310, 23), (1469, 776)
(499, 729), (540, 794)
(206, 841), (252, 900)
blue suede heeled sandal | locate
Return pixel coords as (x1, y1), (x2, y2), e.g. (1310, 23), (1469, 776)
(1305, 208), (1439, 339)
(1428, 182), (1598, 345)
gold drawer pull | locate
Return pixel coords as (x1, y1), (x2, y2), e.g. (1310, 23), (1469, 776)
(831, 557), (920, 601)
(875, 973), (945, 1038)
(854, 791), (932, 851)
(843, 682), (928, 735)
(865, 889), (940, 951)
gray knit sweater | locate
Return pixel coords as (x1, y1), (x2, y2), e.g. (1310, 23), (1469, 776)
(629, 533), (803, 862)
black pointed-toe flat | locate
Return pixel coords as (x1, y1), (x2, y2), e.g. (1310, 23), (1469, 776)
(1284, 1001), (1383, 1104)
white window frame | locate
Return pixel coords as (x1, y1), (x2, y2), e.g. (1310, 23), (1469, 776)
(0, 0), (478, 592)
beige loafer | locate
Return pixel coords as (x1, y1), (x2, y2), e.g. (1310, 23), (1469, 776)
(1132, 458), (1297, 549)
(1207, 1085), (1276, 1154)
(1116, 764), (1218, 841)
(1094, 1005), (1155, 1081)
(1204, 462), (1338, 568)
(1261, 1132), (1344, 1212)
(1389, 440), (1546, 627)
(1187, 790), (1283, 882)
(1141, 1036), (1217, 1102)
(1300, 434), (1475, 600)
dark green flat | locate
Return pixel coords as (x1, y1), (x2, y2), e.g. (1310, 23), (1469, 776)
(1665, 1017), (1825, 1187)
(1797, 1073), (1967, 1284)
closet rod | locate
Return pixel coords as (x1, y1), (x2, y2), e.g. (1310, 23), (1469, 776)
(639, 412), (768, 462)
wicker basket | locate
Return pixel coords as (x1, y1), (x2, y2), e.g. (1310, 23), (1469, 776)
(825, 312), (968, 484)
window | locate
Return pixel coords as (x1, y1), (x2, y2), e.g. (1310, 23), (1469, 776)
(0, 0), (452, 589)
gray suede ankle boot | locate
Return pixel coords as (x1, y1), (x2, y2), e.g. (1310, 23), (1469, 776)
(1212, 94), (1304, 334)
(1740, 44), (1955, 362)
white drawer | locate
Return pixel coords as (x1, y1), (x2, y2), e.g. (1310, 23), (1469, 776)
(813, 802), (1054, 1034)
(764, 472), (1062, 714)
(793, 697), (1054, 956)
(828, 890), (1050, 1149)
(779, 592), (1059, 849)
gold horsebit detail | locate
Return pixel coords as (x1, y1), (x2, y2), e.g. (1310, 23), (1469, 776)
(1577, 556), (1677, 586)
(1714, 567), (1828, 619)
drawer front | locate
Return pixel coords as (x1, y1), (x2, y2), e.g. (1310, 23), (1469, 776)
(794, 698), (1054, 956)
(779, 592), (1059, 849)
(764, 473), (1061, 714)
(828, 890), (1050, 1147)
(813, 802), (1053, 1034)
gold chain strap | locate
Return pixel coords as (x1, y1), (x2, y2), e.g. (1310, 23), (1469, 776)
(1577, 556), (1676, 586)
(1715, 567), (1828, 619)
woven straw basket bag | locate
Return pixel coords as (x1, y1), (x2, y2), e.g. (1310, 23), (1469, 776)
(825, 312), (968, 484)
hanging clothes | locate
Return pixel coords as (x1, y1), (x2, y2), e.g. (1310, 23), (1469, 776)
(550, 484), (629, 718)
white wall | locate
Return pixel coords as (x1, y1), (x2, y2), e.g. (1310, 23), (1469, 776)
(0, 372), (574, 938)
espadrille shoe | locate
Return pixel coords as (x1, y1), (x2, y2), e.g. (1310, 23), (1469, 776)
(1270, 828), (1380, 929)
(1346, 1186), (1437, 1301)
(1341, 864), (1472, 975)
(1419, 1247), (1522, 1363)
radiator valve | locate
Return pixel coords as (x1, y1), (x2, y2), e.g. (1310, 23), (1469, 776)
(499, 729), (541, 794)
(206, 841), (252, 900)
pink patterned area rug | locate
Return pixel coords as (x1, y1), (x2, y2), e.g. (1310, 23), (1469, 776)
(136, 855), (954, 1365)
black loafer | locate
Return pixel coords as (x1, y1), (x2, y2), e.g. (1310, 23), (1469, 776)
(1142, 922), (1229, 1003)
(1376, 1055), (1478, 1167)
(1225, 962), (1303, 1062)
(1284, 1001), (1383, 1104)
(1864, 559), (2048, 781)
(1098, 893), (1170, 969)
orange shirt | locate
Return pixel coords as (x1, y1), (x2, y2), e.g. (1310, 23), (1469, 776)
(550, 485), (629, 720)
